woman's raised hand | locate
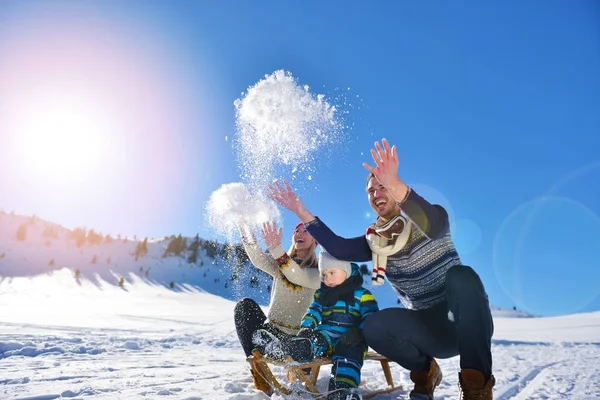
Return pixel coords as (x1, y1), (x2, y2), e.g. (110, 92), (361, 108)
(261, 221), (283, 250)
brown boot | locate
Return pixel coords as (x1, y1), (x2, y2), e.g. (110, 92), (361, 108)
(250, 364), (273, 395)
(409, 358), (443, 399)
(458, 369), (495, 400)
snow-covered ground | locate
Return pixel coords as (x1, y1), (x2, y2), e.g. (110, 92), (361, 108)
(1, 212), (599, 399)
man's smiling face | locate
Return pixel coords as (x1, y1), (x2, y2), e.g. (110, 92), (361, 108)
(366, 176), (398, 220)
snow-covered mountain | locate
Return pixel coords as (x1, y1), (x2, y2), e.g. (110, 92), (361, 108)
(1, 211), (598, 399)
(0, 210), (271, 306)
(0, 211), (532, 316)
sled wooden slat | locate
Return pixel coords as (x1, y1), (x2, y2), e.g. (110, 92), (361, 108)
(247, 350), (403, 398)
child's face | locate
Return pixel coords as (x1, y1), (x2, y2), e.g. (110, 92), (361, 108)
(321, 268), (347, 287)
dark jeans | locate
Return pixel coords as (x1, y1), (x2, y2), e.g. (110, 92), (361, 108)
(363, 265), (494, 379)
(234, 297), (293, 356)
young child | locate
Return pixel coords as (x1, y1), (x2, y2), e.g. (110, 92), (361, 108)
(253, 249), (379, 400)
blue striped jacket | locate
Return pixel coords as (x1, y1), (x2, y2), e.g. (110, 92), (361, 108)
(300, 263), (379, 347)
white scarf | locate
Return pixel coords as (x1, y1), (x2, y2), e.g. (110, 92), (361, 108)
(365, 215), (412, 285)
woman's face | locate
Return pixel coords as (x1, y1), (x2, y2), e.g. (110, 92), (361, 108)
(293, 225), (315, 251)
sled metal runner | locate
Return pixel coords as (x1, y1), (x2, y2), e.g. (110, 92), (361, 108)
(247, 349), (403, 399)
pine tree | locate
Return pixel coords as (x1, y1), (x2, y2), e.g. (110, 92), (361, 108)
(178, 234), (187, 253)
(16, 223), (27, 241)
(187, 234), (201, 264)
(135, 238), (149, 261)
(203, 240), (219, 259)
(235, 243), (249, 267)
(162, 234), (187, 258)
(87, 229), (102, 245)
(69, 227), (87, 248)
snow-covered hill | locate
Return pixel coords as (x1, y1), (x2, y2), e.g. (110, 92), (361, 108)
(1, 212), (599, 399)
(0, 210), (270, 305)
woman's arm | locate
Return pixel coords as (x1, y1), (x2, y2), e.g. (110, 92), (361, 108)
(238, 225), (278, 277)
(268, 245), (321, 290)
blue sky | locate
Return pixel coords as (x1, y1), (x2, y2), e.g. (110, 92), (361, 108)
(0, 1), (598, 317)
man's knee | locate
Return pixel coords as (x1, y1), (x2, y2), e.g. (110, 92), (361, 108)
(446, 265), (485, 290)
(446, 265), (490, 305)
(363, 312), (384, 342)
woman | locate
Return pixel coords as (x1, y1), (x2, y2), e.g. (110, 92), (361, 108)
(234, 220), (321, 394)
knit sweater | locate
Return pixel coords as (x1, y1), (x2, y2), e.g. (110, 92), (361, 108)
(241, 238), (321, 335)
(304, 188), (462, 310)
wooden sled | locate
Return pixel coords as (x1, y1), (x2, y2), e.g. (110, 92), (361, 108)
(247, 349), (403, 399)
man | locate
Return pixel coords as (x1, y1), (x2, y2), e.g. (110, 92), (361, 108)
(267, 138), (495, 400)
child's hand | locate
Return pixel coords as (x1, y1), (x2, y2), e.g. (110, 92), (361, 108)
(339, 327), (364, 347)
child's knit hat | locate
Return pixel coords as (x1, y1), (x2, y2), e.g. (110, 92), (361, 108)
(318, 249), (352, 279)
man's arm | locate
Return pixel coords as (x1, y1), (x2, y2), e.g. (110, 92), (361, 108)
(266, 181), (372, 262)
(396, 185), (450, 240)
(304, 217), (372, 262)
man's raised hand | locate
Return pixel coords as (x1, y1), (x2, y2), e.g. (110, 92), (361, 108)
(266, 180), (304, 213)
(362, 138), (400, 188)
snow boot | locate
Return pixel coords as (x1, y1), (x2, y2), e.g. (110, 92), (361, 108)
(252, 329), (286, 361)
(409, 358), (443, 400)
(328, 388), (362, 400)
(458, 369), (495, 400)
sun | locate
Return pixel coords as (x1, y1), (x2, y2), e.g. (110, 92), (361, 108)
(8, 94), (113, 184)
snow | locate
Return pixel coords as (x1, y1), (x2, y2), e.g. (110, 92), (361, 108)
(205, 182), (281, 241)
(1, 211), (599, 399)
(232, 70), (346, 193)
